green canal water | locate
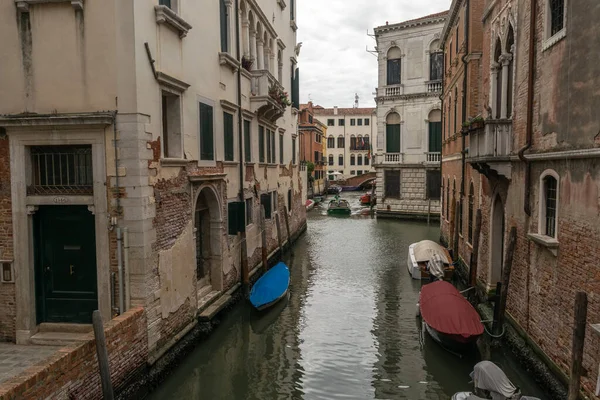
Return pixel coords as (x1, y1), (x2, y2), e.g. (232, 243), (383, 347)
(148, 193), (547, 400)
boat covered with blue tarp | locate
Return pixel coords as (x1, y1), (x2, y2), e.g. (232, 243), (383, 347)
(249, 262), (290, 311)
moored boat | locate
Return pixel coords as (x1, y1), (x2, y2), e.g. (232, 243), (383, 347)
(418, 281), (484, 352)
(327, 198), (351, 215)
(407, 240), (454, 280)
(249, 262), (290, 311)
(305, 199), (315, 211)
(359, 192), (376, 205)
(326, 185), (342, 195)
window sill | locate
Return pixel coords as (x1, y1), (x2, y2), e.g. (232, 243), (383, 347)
(160, 158), (189, 167)
(527, 233), (559, 256)
(542, 28), (566, 52)
(16, 0), (83, 11)
(155, 5), (192, 38)
(244, 162), (255, 166)
(267, 164), (278, 168)
(219, 52), (240, 72)
(222, 161), (239, 166)
(277, 0), (286, 9)
(290, 20), (298, 31)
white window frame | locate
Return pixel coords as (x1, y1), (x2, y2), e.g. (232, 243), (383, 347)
(160, 88), (184, 160)
(537, 169), (559, 238)
(197, 95), (217, 167)
(543, 0), (567, 51)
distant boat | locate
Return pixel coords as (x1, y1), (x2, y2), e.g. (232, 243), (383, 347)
(407, 240), (454, 281)
(327, 198), (351, 215)
(249, 262), (290, 311)
(359, 192), (375, 205)
(326, 185), (342, 195)
(305, 199), (315, 211)
(418, 281), (484, 352)
(340, 185), (359, 192)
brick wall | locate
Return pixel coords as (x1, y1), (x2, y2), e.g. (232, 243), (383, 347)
(0, 308), (148, 400)
(0, 135), (15, 342)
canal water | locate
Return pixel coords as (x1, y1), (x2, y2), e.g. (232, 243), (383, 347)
(148, 193), (547, 400)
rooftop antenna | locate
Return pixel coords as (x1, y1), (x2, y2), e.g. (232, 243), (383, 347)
(354, 93), (359, 108)
(308, 93), (312, 102)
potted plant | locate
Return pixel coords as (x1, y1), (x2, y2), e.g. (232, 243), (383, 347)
(462, 115), (485, 132)
(268, 84), (292, 108)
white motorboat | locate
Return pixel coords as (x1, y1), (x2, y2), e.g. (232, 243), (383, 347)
(407, 240), (454, 280)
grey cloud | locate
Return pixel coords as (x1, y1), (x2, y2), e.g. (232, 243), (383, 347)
(297, 0), (451, 108)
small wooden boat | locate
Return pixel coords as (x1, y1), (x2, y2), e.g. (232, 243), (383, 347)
(407, 240), (454, 280)
(305, 199), (315, 211)
(326, 185), (342, 195)
(418, 281), (484, 352)
(359, 192), (375, 205)
(340, 185), (359, 192)
(249, 262), (290, 311)
(327, 198), (351, 215)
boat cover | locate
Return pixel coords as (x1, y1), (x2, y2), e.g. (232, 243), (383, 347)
(470, 361), (518, 400)
(419, 281), (484, 338)
(413, 240), (450, 264)
(249, 262), (290, 309)
(427, 253), (445, 280)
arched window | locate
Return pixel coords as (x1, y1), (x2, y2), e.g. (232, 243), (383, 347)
(387, 46), (402, 85)
(441, 178), (445, 218)
(446, 179), (450, 219)
(277, 49), (283, 82)
(328, 154), (333, 166)
(468, 182), (474, 243)
(350, 154), (355, 166)
(357, 154), (363, 166)
(539, 171), (559, 238)
(385, 112), (401, 153)
(493, 39), (502, 119)
(337, 135), (345, 148)
(327, 135), (335, 148)
(350, 135), (357, 150)
(364, 134), (370, 149)
(357, 135), (363, 150)
(428, 109), (442, 154)
(429, 40), (443, 82)
(453, 87), (458, 134)
(365, 154), (370, 166)
(338, 155), (344, 166)
(505, 26), (514, 118)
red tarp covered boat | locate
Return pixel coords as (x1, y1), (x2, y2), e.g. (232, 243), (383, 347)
(419, 281), (484, 351)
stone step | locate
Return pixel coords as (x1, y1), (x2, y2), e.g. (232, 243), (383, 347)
(198, 294), (232, 321)
(30, 331), (91, 347)
(197, 285), (213, 300)
(38, 323), (93, 334)
(197, 290), (221, 314)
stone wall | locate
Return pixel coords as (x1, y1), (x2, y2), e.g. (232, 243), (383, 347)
(0, 308), (147, 400)
(0, 135), (14, 342)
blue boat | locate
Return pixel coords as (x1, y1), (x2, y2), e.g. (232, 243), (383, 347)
(249, 262), (290, 311)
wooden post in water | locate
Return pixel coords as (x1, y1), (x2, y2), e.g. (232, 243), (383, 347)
(452, 200), (460, 259)
(240, 232), (249, 294)
(427, 199), (431, 225)
(568, 291), (588, 400)
(494, 226), (517, 335)
(260, 206), (268, 272)
(469, 209), (482, 287)
(283, 206), (293, 256)
(92, 310), (114, 400)
(492, 281), (502, 334)
(275, 212), (283, 261)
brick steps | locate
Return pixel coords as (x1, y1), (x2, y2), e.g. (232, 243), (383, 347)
(198, 294), (232, 321)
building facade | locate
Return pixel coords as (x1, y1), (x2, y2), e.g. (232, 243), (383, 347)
(312, 106), (376, 180)
(0, 0), (306, 363)
(441, 0), (600, 397)
(373, 12), (447, 219)
(299, 102), (326, 194)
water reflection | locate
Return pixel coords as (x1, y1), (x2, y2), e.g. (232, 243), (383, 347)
(148, 193), (546, 400)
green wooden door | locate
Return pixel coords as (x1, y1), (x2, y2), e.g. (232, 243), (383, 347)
(428, 122), (442, 153)
(386, 124), (401, 153)
(35, 206), (98, 324)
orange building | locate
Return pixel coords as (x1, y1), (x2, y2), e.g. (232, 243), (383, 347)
(299, 102), (326, 194)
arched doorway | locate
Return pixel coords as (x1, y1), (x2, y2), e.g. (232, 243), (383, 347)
(194, 186), (222, 291)
(490, 194), (505, 284)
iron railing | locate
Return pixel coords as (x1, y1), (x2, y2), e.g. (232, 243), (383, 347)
(28, 145), (93, 195)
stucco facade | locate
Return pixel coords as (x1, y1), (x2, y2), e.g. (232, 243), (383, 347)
(0, 0), (306, 363)
(312, 106), (376, 180)
(373, 12), (447, 219)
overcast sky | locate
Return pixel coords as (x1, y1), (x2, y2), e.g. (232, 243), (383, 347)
(297, 0), (450, 108)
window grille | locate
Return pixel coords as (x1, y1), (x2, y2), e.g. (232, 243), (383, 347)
(550, 0), (564, 36)
(29, 145), (93, 195)
(545, 176), (557, 237)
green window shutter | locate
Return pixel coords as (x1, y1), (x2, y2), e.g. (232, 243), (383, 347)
(199, 103), (214, 160)
(292, 68), (300, 109)
(279, 134), (284, 164)
(292, 138), (296, 164)
(266, 130), (272, 163)
(220, 0), (228, 53)
(259, 126), (265, 163)
(228, 201), (245, 235)
(271, 131), (276, 164)
(224, 112), (234, 161)
(244, 120), (251, 162)
(386, 124), (401, 153)
(429, 122), (442, 153)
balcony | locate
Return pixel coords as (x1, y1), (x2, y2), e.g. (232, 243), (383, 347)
(250, 69), (285, 123)
(425, 152), (441, 163)
(377, 84), (404, 98)
(468, 119), (512, 178)
(374, 153), (404, 165)
(426, 80), (442, 93)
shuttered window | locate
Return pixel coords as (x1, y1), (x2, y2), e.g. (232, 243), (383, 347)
(223, 112), (234, 161)
(384, 170), (401, 198)
(386, 124), (401, 153)
(199, 103), (214, 160)
(220, 0), (228, 53)
(428, 122), (442, 153)
(244, 120), (251, 162)
(260, 193), (272, 219)
(292, 138), (296, 164)
(279, 134), (284, 164)
(387, 59), (401, 85)
(426, 171), (441, 199)
(259, 126), (265, 163)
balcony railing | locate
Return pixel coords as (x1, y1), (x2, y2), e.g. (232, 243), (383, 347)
(250, 69), (284, 122)
(377, 84), (403, 97)
(425, 152), (441, 163)
(378, 153), (404, 164)
(469, 120), (512, 159)
(427, 80), (442, 93)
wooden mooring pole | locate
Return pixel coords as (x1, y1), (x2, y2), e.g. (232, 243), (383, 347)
(275, 212), (283, 261)
(260, 206), (268, 272)
(427, 199), (431, 225)
(469, 209), (482, 287)
(283, 206), (293, 256)
(452, 200), (460, 259)
(240, 232), (249, 294)
(493, 226), (517, 335)
(568, 291), (588, 400)
(92, 310), (114, 400)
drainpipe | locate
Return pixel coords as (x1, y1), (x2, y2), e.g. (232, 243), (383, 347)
(112, 110), (124, 315)
(123, 227), (130, 311)
(460, 0), (470, 237)
(235, 0), (244, 202)
(518, 0), (536, 217)
(117, 227), (124, 315)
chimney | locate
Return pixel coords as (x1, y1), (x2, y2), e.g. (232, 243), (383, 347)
(333, 106), (338, 115)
